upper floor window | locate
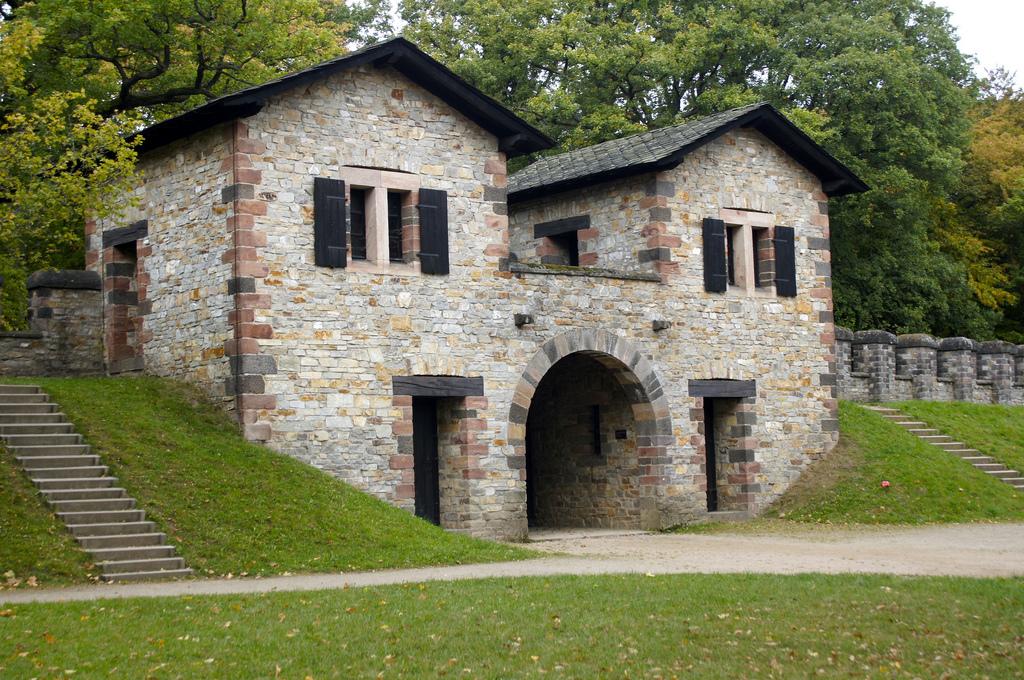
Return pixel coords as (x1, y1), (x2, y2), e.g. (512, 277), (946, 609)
(703, 209), (796, 297)
(312, 169), (450, 275)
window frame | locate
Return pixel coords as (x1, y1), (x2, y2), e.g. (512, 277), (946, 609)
(719, 208), (776, 296)
(340, 167), (421, 273)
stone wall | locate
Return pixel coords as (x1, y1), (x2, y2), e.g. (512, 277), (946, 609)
(89, 125), (236, 403)
(836, 326), (1024, 405)
(0, 271), (103, 377)
(92, 63), (839, 539)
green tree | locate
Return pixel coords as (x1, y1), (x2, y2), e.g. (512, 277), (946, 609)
(0, 22), (139, 329)
(0, 1), (387, 328)
(403, 0), (994, 337)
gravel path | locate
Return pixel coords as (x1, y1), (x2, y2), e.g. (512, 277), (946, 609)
(3, 523), (1022, 604)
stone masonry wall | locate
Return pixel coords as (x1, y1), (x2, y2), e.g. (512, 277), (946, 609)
(836, 326), (1023, 405)
(90, 125), (236, 404)
(0, 271), (103, 377)
(111, 64), (838, 539)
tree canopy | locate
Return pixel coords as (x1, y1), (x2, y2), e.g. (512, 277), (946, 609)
(1, 0), (1021, 341)
(401, 0), (1018, 339)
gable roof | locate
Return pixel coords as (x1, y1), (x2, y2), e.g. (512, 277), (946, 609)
(508, 102), (868, 202)
(135, 37), (552, 157)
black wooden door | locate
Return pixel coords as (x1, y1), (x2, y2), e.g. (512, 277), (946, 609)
(412, 398), (440, 524)
(704, 398), (718, 512)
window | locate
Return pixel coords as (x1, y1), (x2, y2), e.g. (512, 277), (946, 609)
(341, 167), (419, 270)
(547, 231), (580, 266)
(533, 215), (590, 267)
(314, 169), (449, 275)
(350, 188), (368, 261)
(387, 191), (404, 263)
(703, 209), (791, 296)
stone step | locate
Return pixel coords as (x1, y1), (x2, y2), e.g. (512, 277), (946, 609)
(0, 392), (51, 403)
(866, 406), (901, 414)
(7, 443), (92, 456)
(29, 465), (109, 479)
(17, 454), (100, 469)
(1, 433), (82, 446)
(906, 428), (939, 435)
(0, 412), (67, 424)
(974, 463), (1009, 472)
(0, 385), (41, 394)
(1005, 478), (1024, 487)
(881, 414), (905, 420)
(918, 435), (955, 442)
(99, 556), (184, 575)
(29, 464), (108, 481)
(34, 476), (117, 490)
(0, 402), (58, 414)
(42, 487), (127, 501)
(931, 442), (967, 450)
(77, 532), (166, 549)
(0, 422), (75, 435)
(984, 469), (1019, 479)
(88, 545), (178, 562)
(961, 456), (997, 465)
(67, 520), (157, 537)
(50, 497), (136, 513)
(948, 449), (982, 457)
(103, 568), (192, 583)
(58, 509), (145, 525)
(896, 421), (927, 427)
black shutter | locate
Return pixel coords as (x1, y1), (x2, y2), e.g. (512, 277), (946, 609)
(702, 218), (727, 292)
(418, 188), (449, 275)
(313, 177), (347, 268)
(773, 225), (797, 297)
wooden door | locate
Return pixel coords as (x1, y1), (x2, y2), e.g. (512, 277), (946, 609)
(704, 398), (718, 512)
(412, 397), (440, 524)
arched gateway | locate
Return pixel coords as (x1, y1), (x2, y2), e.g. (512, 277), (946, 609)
(508, 330), (674, 530)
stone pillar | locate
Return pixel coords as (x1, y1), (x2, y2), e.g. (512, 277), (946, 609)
(896, 334), (938, 400)
(26, 270), (104, 375)
(852, 330), (897, 402)
(1016, 345), (1024, 387)
(938, 337), (976, 402)
(976, 340), (1016, 404)
(835, 326), (853, 398)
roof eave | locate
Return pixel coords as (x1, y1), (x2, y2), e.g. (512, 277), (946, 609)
(135, 38), (553, 157)
(509, 104), (869, 202)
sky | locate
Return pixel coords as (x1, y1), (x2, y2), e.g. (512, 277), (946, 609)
(932, 0), (1024, 82)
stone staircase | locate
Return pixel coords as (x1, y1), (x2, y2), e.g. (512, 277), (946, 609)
(867, 406), (1024, 490)
(0, 384), (192, 582)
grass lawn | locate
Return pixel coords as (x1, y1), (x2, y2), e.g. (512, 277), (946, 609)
(2, 573), (1022, 678)
(895, 401), (1024, 476)
(0, 446), (92, 585)
(753, 401), (1024, 526)
(1, 376), (531, 583)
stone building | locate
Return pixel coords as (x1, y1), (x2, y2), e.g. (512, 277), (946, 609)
(84, 38), (867, 539)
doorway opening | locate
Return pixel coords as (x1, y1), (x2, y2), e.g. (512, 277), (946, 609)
(702, 396), (757, 512)
(412, 397), (440, 524)
(525, 352), (644, 529)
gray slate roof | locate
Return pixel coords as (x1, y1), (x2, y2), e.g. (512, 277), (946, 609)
(508, 102), (867, 201)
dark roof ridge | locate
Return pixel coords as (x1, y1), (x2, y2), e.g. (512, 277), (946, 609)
(134, 37), (553, 157)
(508, 102), (867, 201)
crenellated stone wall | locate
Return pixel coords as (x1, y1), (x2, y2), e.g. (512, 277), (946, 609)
(0, 271), (104, 377)
(836, 326), (1023, 404)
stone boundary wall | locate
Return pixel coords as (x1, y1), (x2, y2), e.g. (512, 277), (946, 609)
(836, 326), (1024, 405)
(0, 270), (104, 377)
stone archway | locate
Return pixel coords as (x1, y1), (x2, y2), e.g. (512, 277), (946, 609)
(508, 329), (673, 529)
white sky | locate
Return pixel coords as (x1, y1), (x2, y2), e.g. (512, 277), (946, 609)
(931, 0), (1024, 82)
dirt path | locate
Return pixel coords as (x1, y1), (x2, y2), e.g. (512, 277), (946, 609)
(3, 523), (1022, 604)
